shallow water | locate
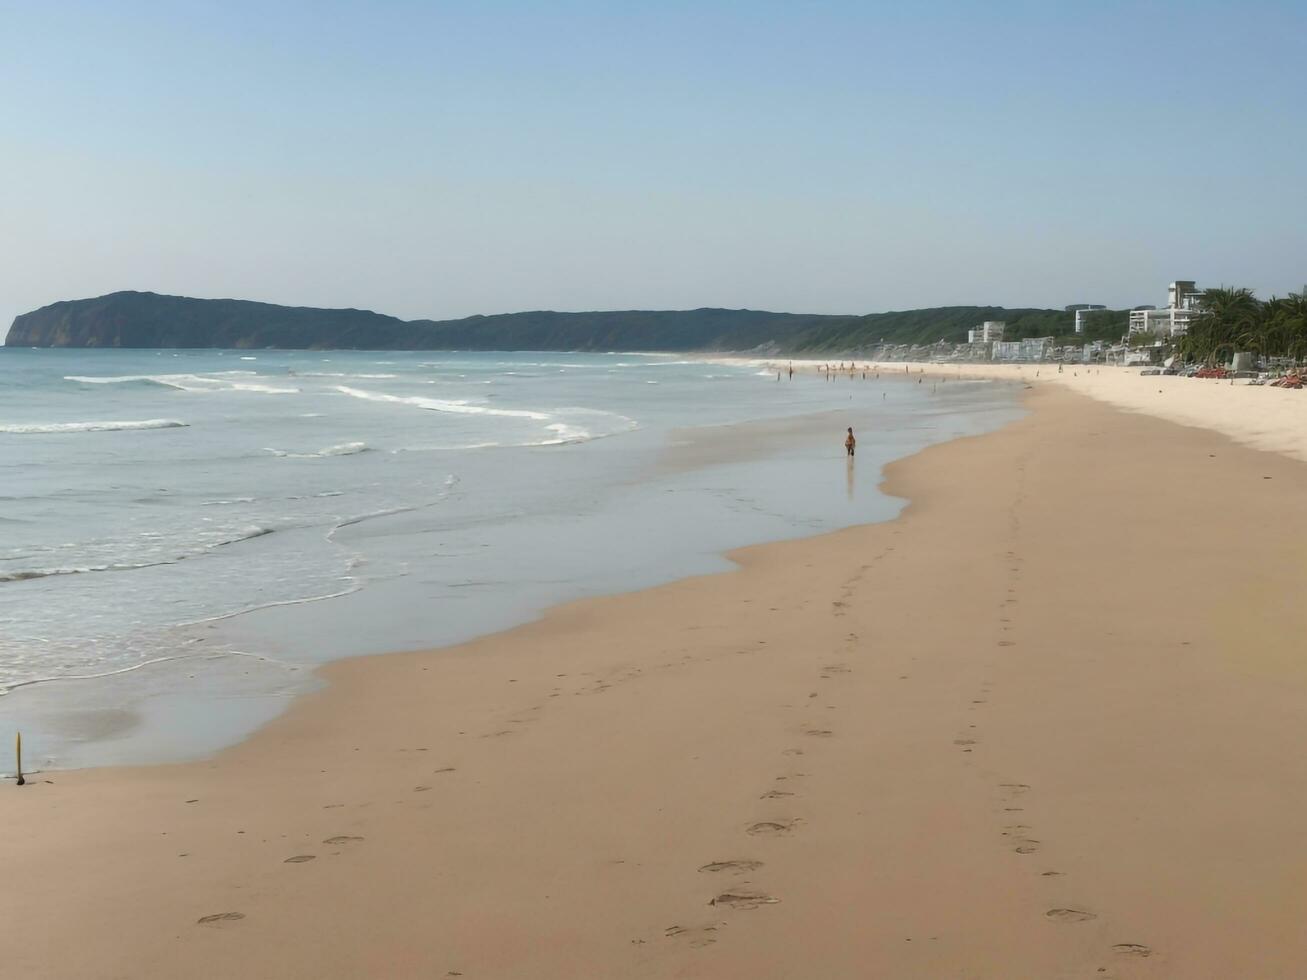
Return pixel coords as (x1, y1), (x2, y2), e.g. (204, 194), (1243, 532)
(0, 349), (1021, 770)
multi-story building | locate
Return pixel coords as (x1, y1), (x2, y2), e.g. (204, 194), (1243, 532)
(1020, 336), (1053, 360)
(991, 341), (1021, 360)
(967, 320), (1006, 344)
(1069, 304), (1107, 334)
(1129, 281), (1204, 337)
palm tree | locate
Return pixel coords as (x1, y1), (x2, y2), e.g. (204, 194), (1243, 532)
(1281, 293), (1307, 363)
(1180, 286), (1261, 365)
(1241, 296), (1285, 356)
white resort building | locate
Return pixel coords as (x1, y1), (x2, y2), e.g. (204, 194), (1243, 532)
(1129, 280), (1204, 337)
(990, 336), (1054, 362)
(967, 320), (1006, 344)
(1068, 304), (1107, 334)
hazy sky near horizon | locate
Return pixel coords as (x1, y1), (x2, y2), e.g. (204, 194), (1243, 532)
(2, 1), (1305, 329)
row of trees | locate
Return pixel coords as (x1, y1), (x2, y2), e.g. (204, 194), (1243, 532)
(1179, 288), (1307, 364)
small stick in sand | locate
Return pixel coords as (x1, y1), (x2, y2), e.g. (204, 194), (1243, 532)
(16, 731), (25, 786)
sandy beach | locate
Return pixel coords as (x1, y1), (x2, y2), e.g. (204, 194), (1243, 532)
(6, 378), (1307, 979)
(798, 358), (1307, 462)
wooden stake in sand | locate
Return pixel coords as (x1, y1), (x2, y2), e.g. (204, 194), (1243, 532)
(15, 731), (24, 786)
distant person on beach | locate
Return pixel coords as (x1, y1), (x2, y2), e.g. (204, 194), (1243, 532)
(845, 427), (856, 457)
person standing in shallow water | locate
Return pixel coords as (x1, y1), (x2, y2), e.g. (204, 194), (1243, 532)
(845, 427), (856, 457)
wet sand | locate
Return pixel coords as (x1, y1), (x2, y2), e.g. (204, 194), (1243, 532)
(5, 384), (1307, 979)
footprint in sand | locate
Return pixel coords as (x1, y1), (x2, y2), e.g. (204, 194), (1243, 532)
(283, 855), (316, 863)
(953, 738), (977, 746)
(1113, 944), (1153, 957)
(698, 860), (763, 875)
(1045, 908), (1097, 923)
(710, 890), (779, 910)
(803, 727), (834, 738)
(323, 835), (365, 845)
(197, 912), (244, 925)
(746, 820), (796, 837)
(665, 924), (718, 948)
(759, 789), (794, 799)
(1001, 824), (1040, 853)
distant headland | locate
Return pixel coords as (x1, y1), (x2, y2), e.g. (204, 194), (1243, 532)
(4, 290), (1114, 353)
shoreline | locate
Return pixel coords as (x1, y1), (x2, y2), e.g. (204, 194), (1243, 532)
(3, 376), (1021, 773)
(6, 382), (1307, 976)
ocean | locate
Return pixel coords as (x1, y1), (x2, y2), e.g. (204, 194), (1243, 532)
(0, 348), (1021, 770)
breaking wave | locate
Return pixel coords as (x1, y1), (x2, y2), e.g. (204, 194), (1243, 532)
(0, 525), (275, 583)
(65, 373), (299, 394)
(264, 441), (371, 459)
(334, 385), (551, 420)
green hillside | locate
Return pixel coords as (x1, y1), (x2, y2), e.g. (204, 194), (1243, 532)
(6, 291), (1129, 352)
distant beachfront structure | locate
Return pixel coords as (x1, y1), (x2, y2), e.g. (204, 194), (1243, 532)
(991, 341), (1020, 360)
(1068, 304), (1107, 334)
(991, 336), (1054, 361)
(967, 320), (1006, 343)
(1129, 280), (1204, 337)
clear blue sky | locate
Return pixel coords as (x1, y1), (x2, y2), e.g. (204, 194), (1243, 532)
(2, 1), (1304, 329)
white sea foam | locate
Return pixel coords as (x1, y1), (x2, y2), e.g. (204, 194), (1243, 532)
(334, 385), (551, 420)
(391, 442), (503, 452)
(265, 441), (371, 459)
(294, 372), (398, 379)
(543, 423), (592, 444)
(319, 442), (370, 456)
(0, 419), (188, 434)
(0, 649), (212, 696)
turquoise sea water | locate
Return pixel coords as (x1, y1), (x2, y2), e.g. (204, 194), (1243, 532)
(0, 348), (1020, 769)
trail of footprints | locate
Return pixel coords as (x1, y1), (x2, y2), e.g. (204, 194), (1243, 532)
(203, 527), (1154, 969)
(194, 758), (468, 926)
(197, 834), (368, 926)
(967, 457), (1155, 969)
(664, 601), (871, 952)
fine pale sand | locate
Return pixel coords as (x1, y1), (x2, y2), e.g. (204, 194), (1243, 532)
(6, 383), (1307, 979)
(793, 358), (1307, 463)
